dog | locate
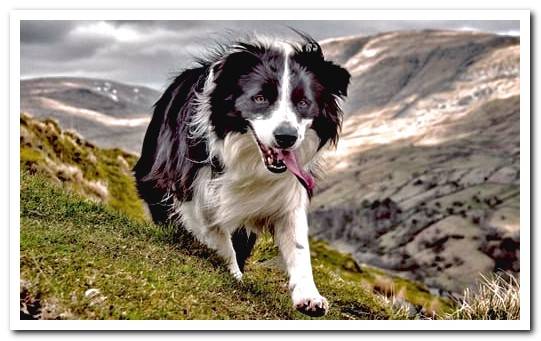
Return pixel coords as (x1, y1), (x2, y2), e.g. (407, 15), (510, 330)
(133, 32), (350, 317)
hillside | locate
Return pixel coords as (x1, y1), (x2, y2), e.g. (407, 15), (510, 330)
(20, 115), (455, 320)
(20, 112), (145, 220)
(21, 77), (159, 153)
(312, 30), (520, 294)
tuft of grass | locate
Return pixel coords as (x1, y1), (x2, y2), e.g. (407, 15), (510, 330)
(443, 273), (520, 320)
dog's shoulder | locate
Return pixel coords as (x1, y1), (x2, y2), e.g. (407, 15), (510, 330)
(133, 66), (211, 222)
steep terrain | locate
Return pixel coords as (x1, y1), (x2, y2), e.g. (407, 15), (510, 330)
(21, 77), (159, 153)
(311, 30), (520, 294)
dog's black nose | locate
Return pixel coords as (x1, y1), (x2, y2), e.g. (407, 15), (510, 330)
(274, 124), (298, 149)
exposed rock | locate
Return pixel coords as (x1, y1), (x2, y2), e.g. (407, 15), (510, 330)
(404, 216), (494, 293)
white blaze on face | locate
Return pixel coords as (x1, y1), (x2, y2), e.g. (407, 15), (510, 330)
(249, 43), (313, 150)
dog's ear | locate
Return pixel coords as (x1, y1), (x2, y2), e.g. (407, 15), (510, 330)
(314, 63), (349, 149)
(318, 61), (351, 98)
(292, 31), (351, 98)
(211, 47), (261, 83)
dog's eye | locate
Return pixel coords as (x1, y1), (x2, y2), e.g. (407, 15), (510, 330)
(252, 95), (267, 104)
(297, 99), (310, 109)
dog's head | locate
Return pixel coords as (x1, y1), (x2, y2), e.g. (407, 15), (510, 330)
(207, 34), (350, 189)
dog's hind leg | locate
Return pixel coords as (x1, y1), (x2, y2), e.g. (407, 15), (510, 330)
(232, 227), (257, 273)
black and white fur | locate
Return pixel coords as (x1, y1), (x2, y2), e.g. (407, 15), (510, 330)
(134, 33), (350, 317)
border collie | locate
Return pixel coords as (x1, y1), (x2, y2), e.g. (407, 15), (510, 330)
(134, 32), (350, 317)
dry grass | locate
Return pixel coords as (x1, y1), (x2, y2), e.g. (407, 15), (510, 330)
(444, 273), (520, 320)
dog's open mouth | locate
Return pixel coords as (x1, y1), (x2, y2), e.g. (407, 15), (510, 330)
(256, 139), (287, 174)
(251, 131), (315, 195)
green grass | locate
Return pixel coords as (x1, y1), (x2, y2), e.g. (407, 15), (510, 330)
(20, 113), (146, 221)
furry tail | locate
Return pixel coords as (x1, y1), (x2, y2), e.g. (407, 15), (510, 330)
(232, 227), (257, 272)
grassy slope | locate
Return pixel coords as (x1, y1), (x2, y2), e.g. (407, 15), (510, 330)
(20, 113), (146, 221)
(21, 173), (403, 319)
(20, 115), (452, 320)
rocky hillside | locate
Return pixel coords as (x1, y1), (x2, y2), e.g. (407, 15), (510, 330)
(21, 77), (159, 153)
(310, 30), (520, 294)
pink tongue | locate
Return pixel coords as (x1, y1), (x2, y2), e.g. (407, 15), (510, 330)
(279, 150), (315, 195)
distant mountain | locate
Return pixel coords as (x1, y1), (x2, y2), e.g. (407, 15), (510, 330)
(310, 30), (520, 294)
(20, 77), (160, 153)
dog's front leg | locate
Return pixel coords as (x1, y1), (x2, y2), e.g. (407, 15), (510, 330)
(275, 202), (328, 317)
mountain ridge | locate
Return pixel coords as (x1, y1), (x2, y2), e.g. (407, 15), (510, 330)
(21, 76), (160, 153)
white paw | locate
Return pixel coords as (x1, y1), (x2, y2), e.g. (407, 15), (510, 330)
(292, 288), (328, 317)
(229, 266), (243, 281)
(232, 270), (243, 281)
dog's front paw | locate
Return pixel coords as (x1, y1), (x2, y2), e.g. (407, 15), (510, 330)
(231, 270), (243, 281)
(229, 265), (243, 281)
(292, 292), (329, 317)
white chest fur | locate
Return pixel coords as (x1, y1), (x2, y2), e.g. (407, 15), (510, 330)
(176, 131), (320, 235)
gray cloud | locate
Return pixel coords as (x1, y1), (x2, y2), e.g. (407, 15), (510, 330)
(21, 20), (78, 44)
(20, 20), (519, 90)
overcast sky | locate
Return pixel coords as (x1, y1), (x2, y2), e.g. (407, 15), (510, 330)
(20, 20), (519, 90)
